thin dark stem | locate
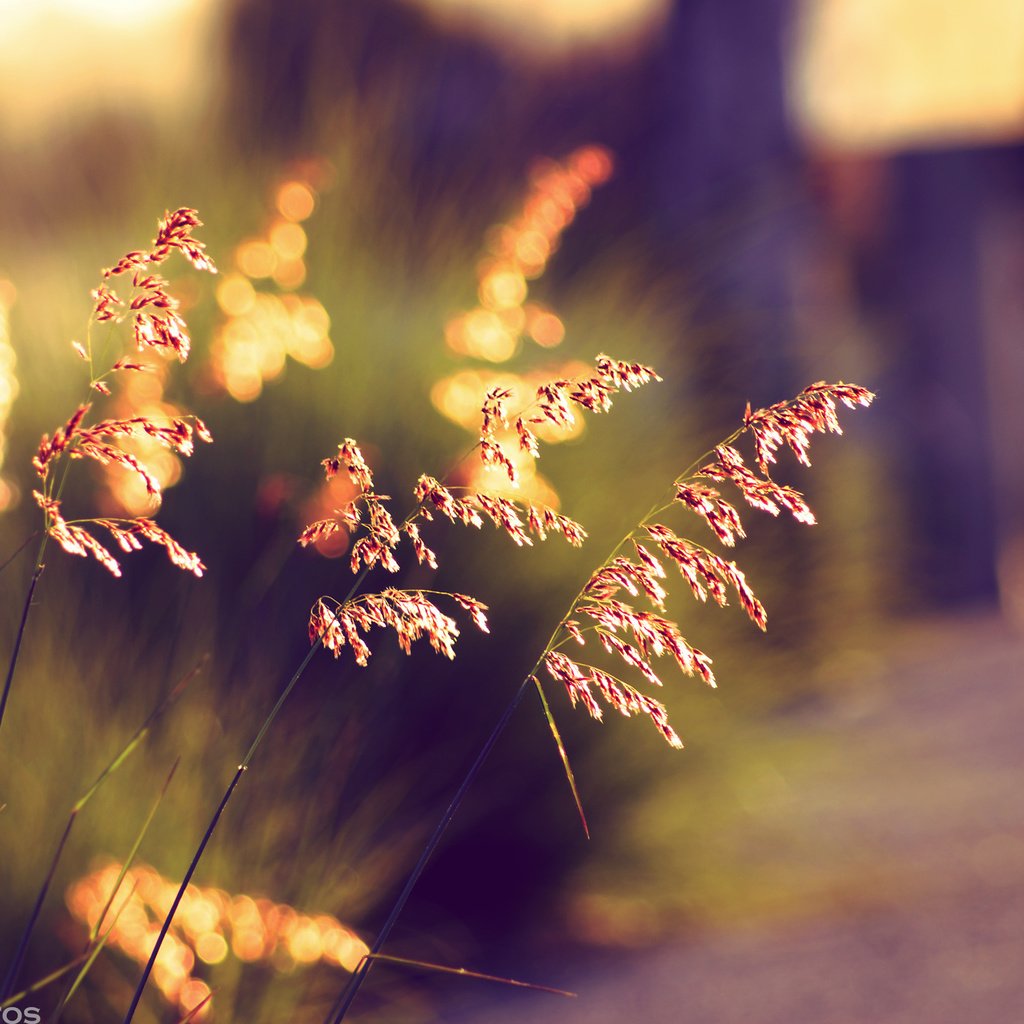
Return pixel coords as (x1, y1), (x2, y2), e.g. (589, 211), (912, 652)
(0, 532), (38, 576)
(120, 441), (486, 1020)
(324, 673), (534, 1024)
(1, 662), (197, 1003)
(121, 580), (364, 1024)
(0, 564), (43, 737)
(120, 765), (245, 1024)
(0, 811), (74, 1001)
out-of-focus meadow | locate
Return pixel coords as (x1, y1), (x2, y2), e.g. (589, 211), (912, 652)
(1, 1), (1023, 1021)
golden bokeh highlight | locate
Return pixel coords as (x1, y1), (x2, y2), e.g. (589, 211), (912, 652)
(215, 273), (256, 318)
(0, 279), (19, 512)
(269, 221), (307, 261)
(299, 470), (359, 559)
(442, 145), (611, 364)
(435, 146), (613, 504)
(66, 860), (369, 1020)
(276, 180), (317, 222)
(235, 241), (277, 280)
(207, 167), (335, 402)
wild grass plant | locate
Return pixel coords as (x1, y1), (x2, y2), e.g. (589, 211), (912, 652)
(1, 190), (872, 1023)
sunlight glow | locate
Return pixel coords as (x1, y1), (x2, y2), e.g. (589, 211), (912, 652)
(443, 145), (612, 363)
(407, 0), (669, 57)
(96, 353), (188, 517)
(792, 0), (1024, 149)
(0, 0), (214, 139)
(433, 146), (612, 505)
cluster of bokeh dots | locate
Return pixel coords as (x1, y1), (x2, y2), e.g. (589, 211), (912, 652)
(206, 165), (335, 402)
(66, 860), (369, 1020)
(442, 144), (613, 364)
(432, 145), (614, 504)
(0, 279), (19, 512)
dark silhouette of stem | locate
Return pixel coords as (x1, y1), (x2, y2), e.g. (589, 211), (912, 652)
(0, 812), (73, 1001)
(120, 764), (245, 1024)
(1, 663), (198, 1002)
(0, 564), (43, 737)
(324, 674), (534, 1024)
(0, 532), (38, 576)
(120, 611), (341, 1023)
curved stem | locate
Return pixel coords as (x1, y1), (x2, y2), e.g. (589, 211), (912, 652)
(0, 532), (39, 576)
(120, 765), (245, 1024)
(127, 364), (664, 1021)
(324, 672), (535, 1024)
(0, 810), (73, 1001)
(120, 569), (369, 1024)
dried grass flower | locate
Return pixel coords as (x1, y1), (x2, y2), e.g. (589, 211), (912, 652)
(299, 356), (659, 670)
(537, 381), (874, 747)
(33, 209), (215, 577)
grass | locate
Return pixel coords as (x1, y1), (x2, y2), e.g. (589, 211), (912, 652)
(0, 135), (880, 1023)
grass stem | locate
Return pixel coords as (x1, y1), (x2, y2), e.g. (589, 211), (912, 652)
(0, 563), (43, 738)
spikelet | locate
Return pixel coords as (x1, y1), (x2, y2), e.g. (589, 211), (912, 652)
(545, 381), (873, 747)
(104, 208), (216, 278)
(309, 590), (488, 667)
(34, 209), (214, 578)
(413, 475), (586, 549)
(697, 445), (815, 524)
(300, 439), (402, 573)
(33, 492), (205, 578)
(742, 381), (873, 472)
(99, 210), (217, 363)
(481, 354), (661, 485)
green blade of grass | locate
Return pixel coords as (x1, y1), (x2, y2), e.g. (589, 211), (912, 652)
(0, 955), (89, 1009)
(54, 757), (181, 1020)
(531, 675), (589, 839)
(52, 881), (139, 1024)
(0, 659), (203, 1001)
(0, 532), (38, 576)
(0, 563), (44, 739)
(74, 656), (205, 814)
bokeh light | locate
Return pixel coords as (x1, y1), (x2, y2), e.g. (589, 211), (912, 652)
(443, 144), (611, 363)
(66, 860), (369, 1020)
(435, 147), (611, 504)
(206, 168), (335, 402)
(299, 469), (360, 559)
(407, 0), (670, 58)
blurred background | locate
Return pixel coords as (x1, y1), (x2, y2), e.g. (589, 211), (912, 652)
(1, 0), (1023, 1021)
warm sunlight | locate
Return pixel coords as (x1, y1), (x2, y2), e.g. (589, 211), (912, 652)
(0, 0), (215, 138)
(792, 0), (1024, 149)
(406, 0), (669, 56)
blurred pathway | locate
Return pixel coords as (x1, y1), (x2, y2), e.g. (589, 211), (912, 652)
(447, 610), (1024, 1023)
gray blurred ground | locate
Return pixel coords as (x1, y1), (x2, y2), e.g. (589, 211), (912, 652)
(446, 611), (1024, 1023)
